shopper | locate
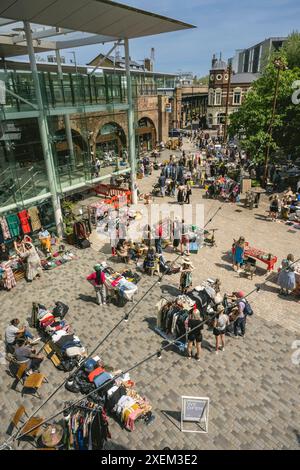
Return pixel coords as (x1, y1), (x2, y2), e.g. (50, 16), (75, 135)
(186, 307), (202, 361)
(155, 221), (163, 254)
(213, 305), (229, 354)
(232, 236), (245, 272)
(278, 254), (296, 296)
(158, 173), (166, 197)
(87, 264), (107, 306)
(180, 258), (194, 294)
(233, 291), (247, 337)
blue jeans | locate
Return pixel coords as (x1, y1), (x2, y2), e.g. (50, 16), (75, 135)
(234, 317), (246, 336)
(24, 330), (34, 340)
(155, 238), (162, 254)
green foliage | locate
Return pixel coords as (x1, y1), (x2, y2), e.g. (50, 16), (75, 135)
(194, 75), (209, 85)
(229, 32), (300, 162)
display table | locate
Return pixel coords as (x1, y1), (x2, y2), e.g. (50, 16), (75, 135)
(244, 245), (277, 271)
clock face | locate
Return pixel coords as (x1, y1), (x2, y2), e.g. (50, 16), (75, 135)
(224, 74), (229, 81)
(216, 74), (223, 81)
(210, 74), (214, 81)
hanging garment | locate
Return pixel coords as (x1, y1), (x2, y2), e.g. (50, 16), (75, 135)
(0, 226), (4, 244)
(28, 206), (42, 231)
(6, 214), (20, 238)
(0, 217), (11, 240)
(18, 210), (31, 234)
(2, 264), (16, 290)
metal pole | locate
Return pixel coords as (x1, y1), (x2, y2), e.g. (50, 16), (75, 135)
(124, 38), (137, 204)
(263, 67), (281, 186)
(223, 64), (232, 143)
(24, 21), (63, 237)
(56, 50), (76, 171)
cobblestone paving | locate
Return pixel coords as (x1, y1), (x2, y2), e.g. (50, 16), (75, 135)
(0, 140), (299, 450)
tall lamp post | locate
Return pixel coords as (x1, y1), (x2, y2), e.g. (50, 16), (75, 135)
(263, 57), (287, 186)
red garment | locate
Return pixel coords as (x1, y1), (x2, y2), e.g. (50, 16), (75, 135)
(40, 315), (55, 328)
(88, 367), (106, 383)
(18, 210), (31, 234)
(86, 271), (106, 286)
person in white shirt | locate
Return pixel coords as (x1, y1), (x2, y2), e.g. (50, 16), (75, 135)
(213, 305), (229, 354)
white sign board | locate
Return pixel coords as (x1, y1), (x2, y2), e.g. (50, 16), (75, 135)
(181, 396), (209, 433)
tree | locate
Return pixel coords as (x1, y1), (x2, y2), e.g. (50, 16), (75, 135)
(282, 31), (300, 69)
(229, 33), (300, 162)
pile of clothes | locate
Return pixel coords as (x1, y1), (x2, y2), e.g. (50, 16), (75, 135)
(66, 359), (154, 432)
(31, 301), (87, 370)
(41, 250), (77, 270)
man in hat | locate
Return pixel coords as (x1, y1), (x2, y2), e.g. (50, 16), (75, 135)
(179, 258), (194, 294)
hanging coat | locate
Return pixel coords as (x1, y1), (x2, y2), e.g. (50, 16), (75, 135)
(18, 210), (31, 234)
(0, 216), (12, 240)
(6, 214), (20, 238)
(28, 206), (42, 231)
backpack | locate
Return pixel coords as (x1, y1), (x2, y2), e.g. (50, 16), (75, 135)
(240, 299), (253, 316)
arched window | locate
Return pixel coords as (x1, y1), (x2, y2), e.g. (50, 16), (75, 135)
(207, 114), (213, 126)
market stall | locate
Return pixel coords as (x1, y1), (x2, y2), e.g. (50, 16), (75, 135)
(31, 301), (87, 371)
(65, 357), (154, 433)
(244, 244), (277, 272)
(98, 262), (140, 306)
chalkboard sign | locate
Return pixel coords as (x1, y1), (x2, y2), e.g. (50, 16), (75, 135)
(181, 396), (209, 433)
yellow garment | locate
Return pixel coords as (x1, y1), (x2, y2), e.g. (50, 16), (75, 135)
(122, 403), (139, 423)
(40, 236), (51, 251)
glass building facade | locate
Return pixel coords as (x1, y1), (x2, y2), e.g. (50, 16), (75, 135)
(0, 67), (177, 221)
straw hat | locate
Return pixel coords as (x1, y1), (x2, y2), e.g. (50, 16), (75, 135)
(216, 304), (225, 313)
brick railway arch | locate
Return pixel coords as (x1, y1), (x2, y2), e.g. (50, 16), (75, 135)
(95, 121), (127, 157)
(136, 116), (157, 152)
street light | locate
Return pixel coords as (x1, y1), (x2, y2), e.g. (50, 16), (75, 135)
(263, 57), (288, 186)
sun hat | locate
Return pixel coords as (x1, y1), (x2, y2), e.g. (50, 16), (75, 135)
(94, 264), (102, 271)
(236, 291), (245, 298)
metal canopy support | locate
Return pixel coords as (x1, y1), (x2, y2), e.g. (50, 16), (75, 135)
(57, 34), (118, 50)
(13, 27), (72, 44)
(89, 40), (122, 76)
(124, 38), (137, 205)
(24, 21), (63, 237)
(55, 49), (76, 171)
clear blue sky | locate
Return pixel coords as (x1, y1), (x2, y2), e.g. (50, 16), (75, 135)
(52, 0), (300, 76)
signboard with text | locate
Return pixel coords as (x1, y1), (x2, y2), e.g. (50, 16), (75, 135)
(181, 396), (209, 433)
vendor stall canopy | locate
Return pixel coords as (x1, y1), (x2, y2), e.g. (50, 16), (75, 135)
(0, 0), (196, 57)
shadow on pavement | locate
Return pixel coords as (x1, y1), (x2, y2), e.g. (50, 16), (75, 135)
(160, 284), (181, 297)
(78, 293), (97, 304)
(161, 410), (181, 431)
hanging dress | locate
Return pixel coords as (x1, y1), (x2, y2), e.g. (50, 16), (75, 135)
(2, 263), (16, 290)
(18, 210), (32, 234)
(28, 206), (42, 231)
(0, 217), (11, 240)
(6, 214), (20, 238)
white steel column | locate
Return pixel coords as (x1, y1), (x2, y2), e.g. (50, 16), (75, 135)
(24, 21), (63, 237)
(56, 49), (76, 170)
(124, 38), (137, 204)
